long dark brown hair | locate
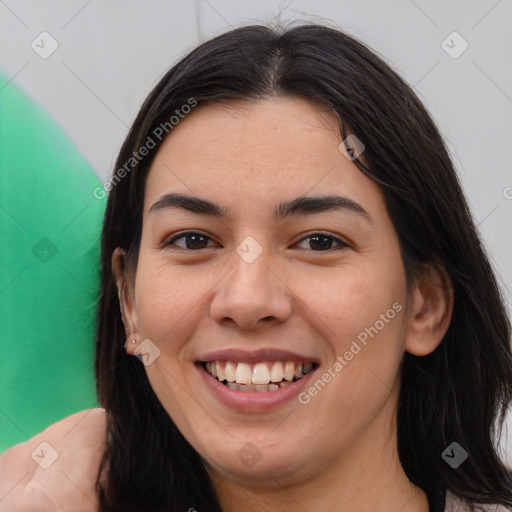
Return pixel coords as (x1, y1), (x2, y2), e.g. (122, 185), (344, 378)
(94, 23), (512, 511)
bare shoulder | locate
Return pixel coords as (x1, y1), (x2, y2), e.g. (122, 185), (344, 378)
(0, 408), (107, 512)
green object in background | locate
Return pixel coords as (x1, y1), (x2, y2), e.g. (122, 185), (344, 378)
(0, 72), (106, 452)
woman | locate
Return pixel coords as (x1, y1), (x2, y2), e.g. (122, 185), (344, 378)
(1, 23), (511, 512)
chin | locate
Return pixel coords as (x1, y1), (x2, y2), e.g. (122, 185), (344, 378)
(200, 439), (320, 485)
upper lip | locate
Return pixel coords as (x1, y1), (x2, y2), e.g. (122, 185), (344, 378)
(197, 348), (319, 365)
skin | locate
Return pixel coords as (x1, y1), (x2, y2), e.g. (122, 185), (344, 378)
(0, 408), (106, 511)
(0, 97), (453, 511)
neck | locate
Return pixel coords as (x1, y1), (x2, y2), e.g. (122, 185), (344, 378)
(208, 381), (430, 512)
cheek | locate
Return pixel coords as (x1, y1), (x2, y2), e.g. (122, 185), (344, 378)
(133, 258), (203, 346)
(293, 270), (406, 447)
(293, 259), (407, 408)
(292, 261), (406, 349)
(133, 254), (229, 361)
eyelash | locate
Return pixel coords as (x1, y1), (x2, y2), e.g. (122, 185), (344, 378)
(163, 231), (350, 252)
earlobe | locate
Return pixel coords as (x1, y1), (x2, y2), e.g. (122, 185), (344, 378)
(112, 247), (140, 355)
(123, 338), (139, 352)
(405, 263), (454, 356)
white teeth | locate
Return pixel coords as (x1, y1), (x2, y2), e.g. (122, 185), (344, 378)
(235, 362), (252, 385)
(269, 362), (284, 382)
(216, 361), (225, 381)
(205, 360), (315, 387)
(224, 361), (236, 382)
(252, 363), (271, 385)
(283, 362), (295, 381)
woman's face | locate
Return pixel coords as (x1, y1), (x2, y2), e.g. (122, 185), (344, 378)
(118, 97), (420, 486)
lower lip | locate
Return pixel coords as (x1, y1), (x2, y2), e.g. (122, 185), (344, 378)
(196, 363), (317, 413)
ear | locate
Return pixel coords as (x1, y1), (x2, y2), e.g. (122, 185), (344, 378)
(112, 247), (139, 356)
(404, 262), (454, 356)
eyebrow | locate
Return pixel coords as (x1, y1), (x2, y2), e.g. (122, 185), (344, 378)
(149, 192), (372, 223)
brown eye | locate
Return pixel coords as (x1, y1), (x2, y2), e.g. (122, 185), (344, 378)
(165, 231), (216, 250)
(163, 231), (349, 252)
(295, 233), (349, 251)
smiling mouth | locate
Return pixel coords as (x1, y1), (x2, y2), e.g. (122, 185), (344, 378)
(201, 360), (318, 392)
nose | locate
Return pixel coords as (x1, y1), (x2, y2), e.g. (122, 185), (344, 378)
(209, 244), (293, 331)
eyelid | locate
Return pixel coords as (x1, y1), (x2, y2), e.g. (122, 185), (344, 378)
(294, 231), (351, 250)
(163, 230), (219, 249)
(162, 230), (352, 251)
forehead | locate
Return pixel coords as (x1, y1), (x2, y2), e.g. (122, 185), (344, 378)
(143, 97), (384, 220)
